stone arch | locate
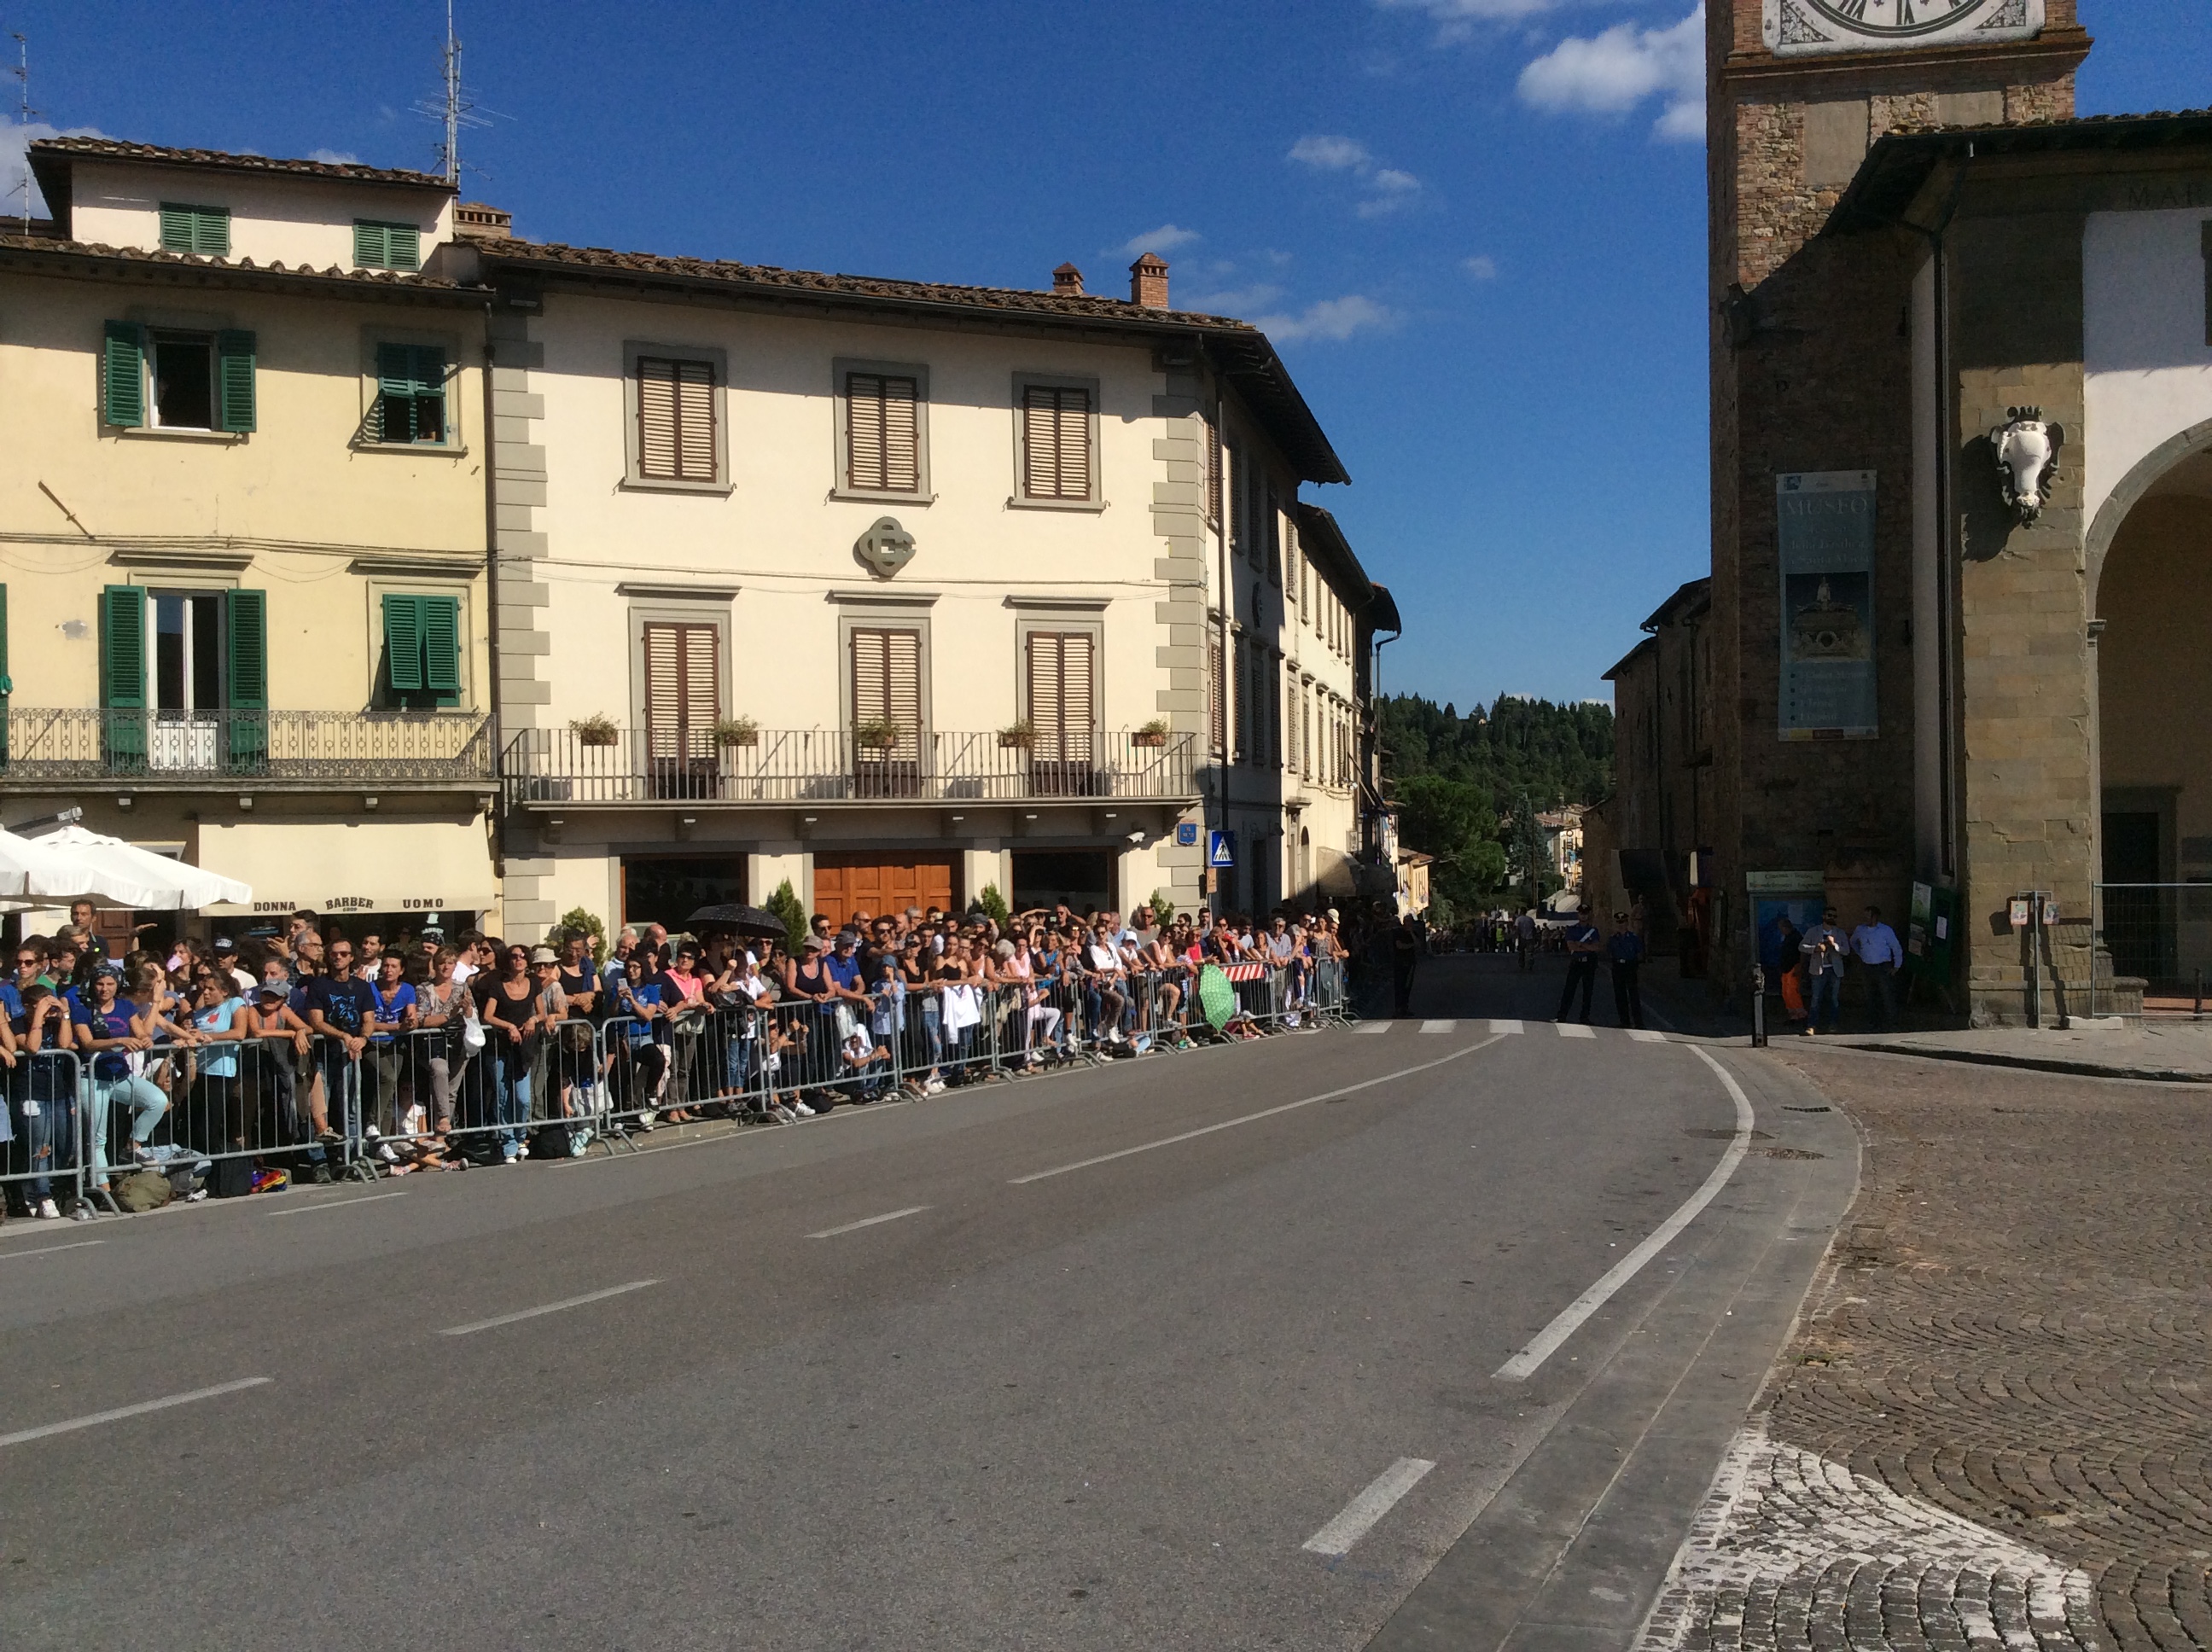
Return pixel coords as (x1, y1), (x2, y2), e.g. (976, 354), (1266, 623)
(2085, 414), (2212, 614)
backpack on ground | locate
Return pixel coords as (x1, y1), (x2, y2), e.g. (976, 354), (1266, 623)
(111, 1171), (172, 1213)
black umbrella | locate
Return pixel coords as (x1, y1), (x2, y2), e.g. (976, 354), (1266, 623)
(685, 903), (790, 939)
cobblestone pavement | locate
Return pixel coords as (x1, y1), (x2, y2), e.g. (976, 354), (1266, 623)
(1639, 1047), (2212, 1650)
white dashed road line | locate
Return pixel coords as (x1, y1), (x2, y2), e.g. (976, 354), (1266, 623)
(1354, 1021), (1393, 1035)
(0, 1377), (273, 1449)
(0, 1240), (105, 1260)
(1010, 1038), (1503, 1185)
(807, 1206), (931, 1239)
(439, 1279), (661, 1337)
(1493, 1046), (1754, 1382)
(1490, 1019), (1525, 1035)
(1627, 1029), (1668, 1044)
(1420, 1020), (1456, 1034)
(1557, 1023), (1597, 1039)
(1302, 1457), (1438, 1556)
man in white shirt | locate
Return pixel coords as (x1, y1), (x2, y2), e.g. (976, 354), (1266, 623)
(1848, 904), (1906, 1032)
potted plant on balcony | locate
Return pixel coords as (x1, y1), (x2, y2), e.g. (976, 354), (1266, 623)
(712, 715), (760, 748)
(998, 718), (1035, 750)
(1132, 718), (1172, 748)
(853, 717), (904, 753)
(571, 713), (620, 748)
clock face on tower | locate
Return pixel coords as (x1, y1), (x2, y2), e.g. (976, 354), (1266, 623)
(1764, 0), (2046, 55)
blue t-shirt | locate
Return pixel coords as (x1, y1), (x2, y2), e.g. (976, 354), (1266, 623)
(304, 974), (377, 1039)
(824, 952), (861, 993)
(369, 980), (416, 1044)
(190, 998), (247, 1079)
(620, 978), (664, 1046)
(72, 996), (142, 1080)
(0, 981), (22, 1037)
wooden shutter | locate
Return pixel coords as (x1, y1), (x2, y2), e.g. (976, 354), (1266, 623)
(850, 627), (921, 759)
(643, 621), (719, 757)
(422, 596), (461, 695)
(217, 330), (256, 433)
(1204, 420), (1221, 523)
(224, 590), (267, 710)
(1022, 384), (1091, 501)
(847, 373), (920, 492)
(387, 224), (421, 271)
(375, 344), (445, 444)
(353, 221), (387, 268)
(637, 357), (716, 482)
(161, 204), (195, 253)
(103, 322), (146, 428)
(99, 586), (145, 708)
(160, 203), (228, 256)
(1209, 637), (1225, 755)
(383, 595), (424, 692)
(1026, 631), (1093, 763)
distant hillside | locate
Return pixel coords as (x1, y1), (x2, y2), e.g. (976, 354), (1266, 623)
(1379, 693), (1614, 818)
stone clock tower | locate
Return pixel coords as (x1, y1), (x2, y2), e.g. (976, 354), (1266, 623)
(1702, 0), (2091, 1003)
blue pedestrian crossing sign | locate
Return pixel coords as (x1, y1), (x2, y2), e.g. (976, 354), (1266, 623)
(1208, 830), (1236, 868)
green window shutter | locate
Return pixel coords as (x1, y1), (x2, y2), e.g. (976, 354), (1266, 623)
(224, 590), (268, 709)
(102, 322), (146, 428)
(216, 330), (257, 433)
(0, 581), (10, 696)
(99, 585), (146, 765)
(387, 224), (421, 271)
(413, 344), (446, 439)
(383, 594), (424, 692)
(422, 596), (461, 697)
(196, 209), (230, 256)
(160, 204), (193, 252)
(375, 341), (415, 443)
(353, 220), (387, 269)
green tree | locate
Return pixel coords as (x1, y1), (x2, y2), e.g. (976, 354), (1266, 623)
(556, 906), (608, 965)
(765, 879), (809, 955)
(975, 882), (1012, 927)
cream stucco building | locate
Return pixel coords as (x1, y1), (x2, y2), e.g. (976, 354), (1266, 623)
(451, 235), (1388, 937)
(1, 139), (498, 937)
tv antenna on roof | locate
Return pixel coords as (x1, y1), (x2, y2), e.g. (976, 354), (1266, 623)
(8, 32), (38, 235)
(412, 0), (503, 185)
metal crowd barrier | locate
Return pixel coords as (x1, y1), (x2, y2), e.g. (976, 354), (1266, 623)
(25, 951), (1358, 1215)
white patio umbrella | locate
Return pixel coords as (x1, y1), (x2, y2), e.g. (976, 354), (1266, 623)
(3, 823), (252, 910)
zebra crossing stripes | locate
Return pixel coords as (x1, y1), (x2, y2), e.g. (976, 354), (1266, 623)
(1353, 1021), (1393, 1035)
(1556, 1024), (1598, 1039)
(1419, 1020), (1456, 1034)
(1627, 1028), (1668, 1043)
(1344, 1020), (1666, 1044)
(1491, 1019), (1524, 1035)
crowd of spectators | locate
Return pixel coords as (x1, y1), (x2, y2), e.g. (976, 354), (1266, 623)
(2, 897), (1359, 1220)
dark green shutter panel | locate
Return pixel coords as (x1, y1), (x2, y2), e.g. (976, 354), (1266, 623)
(383, 595), (424, 691)
(224, 590), (268, 709)
(353, 221), (384, 268)
(99, 585), (146, 765)
(160, 204), (193, 252)
(102, 322), (146, 428)
(224, 588), (269, 767)
(0, 582), (10, 697)
(375, 342), (414, 443)
(414, 345), (446, 440)
(196, 209), (230, 256)
(422, 596), (461, 695)
(217, 330), (256, 433)
(388, 224), (421, 271)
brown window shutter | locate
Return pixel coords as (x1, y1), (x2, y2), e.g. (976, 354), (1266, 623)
(848, 372), (920, 492)
(1022, 385), (1091, 501)
(852, 626), (923, 759)
(1209, 638), (1225, 755)
(1205, 420), (1221, 524)
(643, 621), (718, 757)
(1027, 631), (1094, 763)
(637, 357), (716, 482)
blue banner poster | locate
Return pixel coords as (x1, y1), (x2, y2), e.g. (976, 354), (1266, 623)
(1775, 470), (1877, 740)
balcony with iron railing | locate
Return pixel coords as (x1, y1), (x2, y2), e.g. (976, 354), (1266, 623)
(501, 726), (1198, 809)
(0, 707), (496, 789)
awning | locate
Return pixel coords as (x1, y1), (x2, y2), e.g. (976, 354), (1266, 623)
(0, 824), (253, 909)
(195, 819), (496, 918)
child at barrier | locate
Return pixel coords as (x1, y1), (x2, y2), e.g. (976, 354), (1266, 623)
(13, 986), (79, 1219)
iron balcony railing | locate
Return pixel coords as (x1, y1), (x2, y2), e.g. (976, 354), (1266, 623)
(502, 726), (1198, 807)
(0, 707), (495, 786)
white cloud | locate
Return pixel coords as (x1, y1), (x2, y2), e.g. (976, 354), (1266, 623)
(1376, 0), (1621, 44)
(1254, 294), (1398, 343)
(1288, 133), (1372, 172)
(306, 148), (361, 166)
(1463, 253), (1499, 279)
(1289, 134), (1424, 217)
(1178, 282), (1287, 317)
(0, 122), (108, 220)
(1517, 5), (1704, 142)
(1121, 222), (1201, 256)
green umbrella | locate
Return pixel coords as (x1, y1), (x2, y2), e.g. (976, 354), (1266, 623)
(1196, 963), (1237, 1032)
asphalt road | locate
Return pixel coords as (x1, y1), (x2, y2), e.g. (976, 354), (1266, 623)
(0, 954), (1856, 1650)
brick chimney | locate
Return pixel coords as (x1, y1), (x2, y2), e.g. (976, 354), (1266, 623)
(1052, 262), (1085, 295)
(1128, 252), (1169, 309)
(454, 201), (514, 241)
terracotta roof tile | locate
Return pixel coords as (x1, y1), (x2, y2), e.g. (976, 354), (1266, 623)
(474, 237), (1256, 331)
(31, 137), (454, 192)
(0, 233), (469, 291)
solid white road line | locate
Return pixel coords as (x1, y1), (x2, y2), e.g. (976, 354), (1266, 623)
(1301, 1457), (1438, 1556)
(1420, 1020), (1456, 1033)
(0, 1240), (105, 1261)
(1354, 1022), (1394, 1035)
(265, 1190), (410, 1218)
(0, 1377), (272, 1449)
(807, 1206), (931, 1239)
(439, 1279), (661, 1337)
(1557, 1024), (1597, 1039)
(1493, 1046), (1754, 1382)
(1010, 1037), (1505, 1186)
(1627, 1029), (1668, 1044)
(1491, 1019), (1525, 1035)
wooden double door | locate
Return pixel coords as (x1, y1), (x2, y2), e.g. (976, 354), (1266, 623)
(812, 853), (956, 930)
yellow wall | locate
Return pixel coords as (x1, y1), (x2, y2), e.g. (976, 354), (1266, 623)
(0, 265), (488, 713)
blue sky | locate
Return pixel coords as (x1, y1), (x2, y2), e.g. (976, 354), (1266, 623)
(4, 1), (2206, 708)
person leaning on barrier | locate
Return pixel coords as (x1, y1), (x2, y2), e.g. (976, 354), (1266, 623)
(414, 947), (472, 1132)
(70, 962), (170, 1183)
(303, 938), (382, 1140)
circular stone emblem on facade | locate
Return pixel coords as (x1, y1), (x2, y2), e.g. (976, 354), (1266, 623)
(856, 516), (917, 579)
